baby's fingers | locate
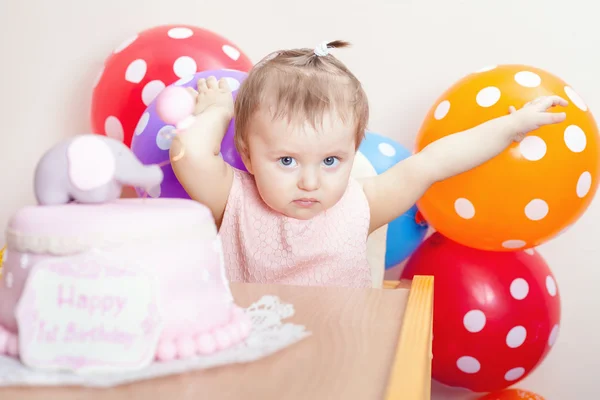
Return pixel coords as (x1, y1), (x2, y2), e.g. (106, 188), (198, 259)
(539, 95), (569, 110)
(206, 76), (218, 89)
(218, 78), (231, 91)
(197, 78), (208, 92)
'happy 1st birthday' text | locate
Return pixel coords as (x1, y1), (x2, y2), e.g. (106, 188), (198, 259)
(33, 284), (136, 348)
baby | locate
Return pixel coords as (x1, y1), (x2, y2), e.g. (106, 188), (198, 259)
(170, 40), (567, 289)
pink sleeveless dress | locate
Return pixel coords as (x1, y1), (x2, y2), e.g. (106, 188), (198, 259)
(219, 170), (373, 288)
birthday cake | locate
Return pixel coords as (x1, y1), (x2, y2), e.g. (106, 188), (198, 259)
(0, 134), (250, 374)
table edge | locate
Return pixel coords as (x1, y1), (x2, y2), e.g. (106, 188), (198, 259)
(383, 275), (434, 400)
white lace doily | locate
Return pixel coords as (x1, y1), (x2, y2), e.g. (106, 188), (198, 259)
(0, 295), (311, 388)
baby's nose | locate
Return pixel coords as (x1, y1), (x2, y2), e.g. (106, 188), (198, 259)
(298, 168), (320, 191)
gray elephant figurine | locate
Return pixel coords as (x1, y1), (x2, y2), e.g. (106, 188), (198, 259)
(34, 134), (164, 205)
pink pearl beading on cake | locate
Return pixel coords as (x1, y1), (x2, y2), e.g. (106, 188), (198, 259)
(155, 306), (251, 361)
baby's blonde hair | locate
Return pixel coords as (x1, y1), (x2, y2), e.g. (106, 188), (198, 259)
(234, 40), (369, 155)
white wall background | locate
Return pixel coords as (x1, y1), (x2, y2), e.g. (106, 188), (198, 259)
(1, 0), (598, 398)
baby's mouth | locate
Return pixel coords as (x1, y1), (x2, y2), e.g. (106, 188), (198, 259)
(293, 198), (319, 207)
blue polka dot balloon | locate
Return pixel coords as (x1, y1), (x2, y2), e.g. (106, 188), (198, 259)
(358, 131), (429, 269)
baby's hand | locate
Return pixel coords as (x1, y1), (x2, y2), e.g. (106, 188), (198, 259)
(186, 76), (234, 119)
(507, 95), (568, 142)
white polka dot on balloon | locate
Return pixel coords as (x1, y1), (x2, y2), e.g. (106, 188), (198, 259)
(524, 199), (549, 221)
(134, 112), (150, 136)
(173, 56), (197, 79)
(104, 116), (124, 141)
(548, 324), (559, 346)
(564, 86), (588, 111)
(224, 77), (241, 91)
(546, 276), (557, 296)
(434, 100), (450, 120)
(506, 326), (527, 348)
(524, 248), (535, 255)
(576, 171), (592, 198)
(504, 367), (526, 381)
(564, 125), (587, 153)
(519, 136), (547, 161)
(476, 87), (501, 107)
(463, 310), (486, 333)
(168, 27), (194, 39)
(454, 198), (475, 219)
(125, 59), (147, 84)
(142, 80), (166, 106)
(156, 126), (176, 150)
(502, 240), (526, 249)
(510, 278), (529, 300)
(5, 272), (13, 289)
(514, 71), (541, 88)
(222, 45), (241, 61)
(378, 143), (397, 157)
(456, 356), (480, 374)
(114, 34), (138, 53)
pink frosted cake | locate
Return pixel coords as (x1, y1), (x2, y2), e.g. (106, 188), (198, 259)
(0, 153), (251, 373)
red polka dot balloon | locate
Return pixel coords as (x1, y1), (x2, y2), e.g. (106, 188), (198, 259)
(91, 24), (253, 147)
(400, 232), (561, 393)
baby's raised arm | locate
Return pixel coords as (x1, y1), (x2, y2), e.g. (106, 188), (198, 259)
(362, 95), (568, 233)
(170, 77), (234, 227)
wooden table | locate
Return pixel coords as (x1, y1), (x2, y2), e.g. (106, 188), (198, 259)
(0, 277), (433, 400)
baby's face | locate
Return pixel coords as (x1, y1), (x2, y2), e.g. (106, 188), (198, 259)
(243, 108), (357, 220)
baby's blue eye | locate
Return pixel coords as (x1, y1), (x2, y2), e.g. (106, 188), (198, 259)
(322, 156), (339, 167)
(279, 156), (297, 167)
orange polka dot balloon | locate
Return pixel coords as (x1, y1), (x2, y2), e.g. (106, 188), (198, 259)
(415, 64), (600, 251)
(477, 388), (545, 400)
